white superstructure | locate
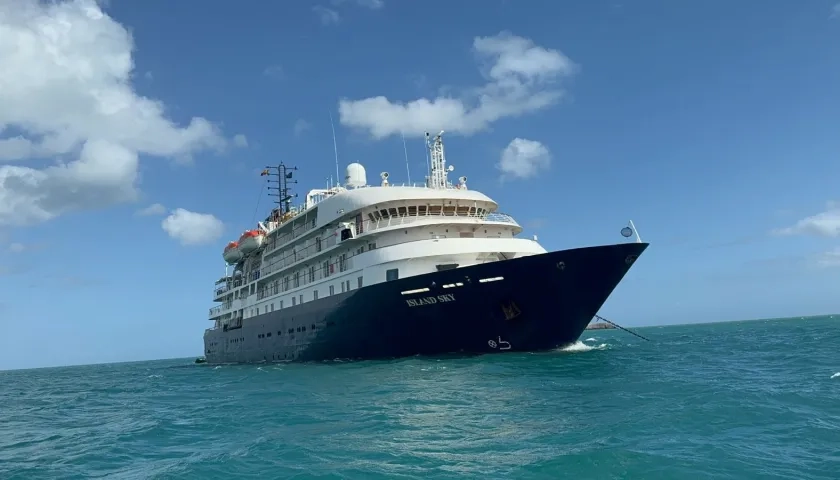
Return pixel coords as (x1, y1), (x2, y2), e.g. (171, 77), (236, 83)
(208, 131), (544, 331)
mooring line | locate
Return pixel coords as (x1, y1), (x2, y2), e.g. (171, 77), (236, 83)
(594, 314), (650, 342)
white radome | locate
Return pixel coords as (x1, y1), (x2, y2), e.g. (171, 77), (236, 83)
(345, 163), (367, 188)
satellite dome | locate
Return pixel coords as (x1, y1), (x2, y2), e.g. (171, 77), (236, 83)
(345, 163), (367, 188)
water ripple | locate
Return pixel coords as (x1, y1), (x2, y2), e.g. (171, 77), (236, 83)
(1, 316), (839, 479)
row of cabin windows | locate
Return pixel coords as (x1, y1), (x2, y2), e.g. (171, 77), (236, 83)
(367, 205), (489, 222)
(248, 276), (364, 317)
(254, 322), (345, 345)
(257, 324), (319, 340)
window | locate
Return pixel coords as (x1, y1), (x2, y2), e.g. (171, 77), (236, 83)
(322, 260), (330, 278)
(299, 294), (303, 304)
(341, 281), (345, 293)
(316, 236), (322, 252)
(357, 276), (363, 288)
(386, 268), (399, 281)
(339, 253), (347, 272)
(329, 285), (335, 295)
(314, 290), (319, 300)
(294, 271), (300, 288)
(292, 297), (297, 306)
(283, 276), (289, 291)
(271, 303), (275, 312)
(308, 266), (315, 283)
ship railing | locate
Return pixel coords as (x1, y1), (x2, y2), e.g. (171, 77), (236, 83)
(345, 183), (462, 189)
(364, 210), (519, 233)
(256, 210), (519, 280)
(208, 302), (233, 317)
(485, 212), (517, 224)
(263, 216), (318, 256)
(212, 278), (245, 297)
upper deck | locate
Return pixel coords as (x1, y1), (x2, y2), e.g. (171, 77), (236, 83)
(302, 183), (498, 230)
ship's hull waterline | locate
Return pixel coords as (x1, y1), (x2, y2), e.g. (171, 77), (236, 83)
(203, 242), (648, 363)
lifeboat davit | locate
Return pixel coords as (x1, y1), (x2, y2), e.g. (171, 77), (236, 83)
(238, 229), (265, 254)
(223, 241), (243, 264)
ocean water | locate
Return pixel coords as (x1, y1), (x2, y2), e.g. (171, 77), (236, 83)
(2, 316), (838, 480)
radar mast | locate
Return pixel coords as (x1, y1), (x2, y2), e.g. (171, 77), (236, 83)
(425, 131), (454, 189)
(262, 162), (298, 215)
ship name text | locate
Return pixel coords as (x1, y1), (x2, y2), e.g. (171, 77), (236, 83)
(406, 294), (456, 307)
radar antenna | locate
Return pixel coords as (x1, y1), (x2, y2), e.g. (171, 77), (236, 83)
(262, 162), (298, 215)
(425, 130), (453, 189)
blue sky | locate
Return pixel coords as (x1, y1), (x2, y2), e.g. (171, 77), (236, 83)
(1, 0), (839, 370)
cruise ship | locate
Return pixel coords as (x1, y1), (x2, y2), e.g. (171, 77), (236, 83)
(204, 131), (648, 363)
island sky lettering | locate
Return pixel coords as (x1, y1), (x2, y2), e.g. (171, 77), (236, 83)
(405, 293), (456, 307)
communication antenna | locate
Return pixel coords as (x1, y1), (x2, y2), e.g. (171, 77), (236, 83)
(328, 110), (340, 187)
(424, 133), (431, 187)
(401, 131), (411, 185)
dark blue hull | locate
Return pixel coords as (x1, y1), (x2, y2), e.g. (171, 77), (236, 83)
(204, 242), (648, 363)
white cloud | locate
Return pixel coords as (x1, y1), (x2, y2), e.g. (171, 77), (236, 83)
(775, 202), (840, 237)
(293, 119), (312, 137)
(8, 242), (25, 253)
(263, 64), (283, 79)
(161, 208), (224, 246)
(0, 0), (228, 227)
(354, 0), (384, 8)
(498, 138), (551, 179)
(233, 134), (248, 148)
(338, 31), (577, 140)
(817, 247), (840, 268)
(313, 6), (341, 25)
(831, 3), (840, 19)
(136, 203), (166, 216)
(334, 0), (384, 9)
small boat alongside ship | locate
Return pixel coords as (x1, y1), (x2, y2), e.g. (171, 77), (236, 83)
(203, 131), (648, 363)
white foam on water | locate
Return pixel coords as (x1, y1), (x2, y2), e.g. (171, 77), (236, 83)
(831, 372), (839, 379)
(584, 337), (597, 342)
(558, 341), (608, 353)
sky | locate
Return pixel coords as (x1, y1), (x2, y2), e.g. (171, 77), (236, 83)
(1, 0), (839, 370)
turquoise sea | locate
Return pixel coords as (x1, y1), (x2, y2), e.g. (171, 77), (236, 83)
(1, 316), (838, 479)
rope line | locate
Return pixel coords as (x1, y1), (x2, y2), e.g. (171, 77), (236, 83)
(593, 314), (650, 342)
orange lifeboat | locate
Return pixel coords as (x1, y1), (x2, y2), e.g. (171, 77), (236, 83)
(222, 241), (243, 264)
(238, 229), (265, 254)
